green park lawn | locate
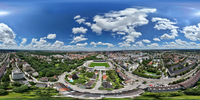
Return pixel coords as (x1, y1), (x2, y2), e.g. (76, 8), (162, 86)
(0, 91), (38, 99)
(144, 71), (157, 75)
(55, 64), (59, 67)
(89, 62), (110, 67)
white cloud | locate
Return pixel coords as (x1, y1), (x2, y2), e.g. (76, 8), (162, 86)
(90, 7), (156, 36)
(52, 40), (64, 48)
(122, 31), (142, 43)
(76, 42), (88, 47)
(152, 17), (179, 40)
(84, 22), (91, 27)
(117, 32), (126, 35)
(182, 23), (200, 41)
(70, 35), (88, 43)
(0, 23), (16, 46)
(160, 34), (175, 39)
(175, 39), (188, 45)
(142, 39), (151, 43)
(72, 27), (88, 34)
(0, 11), (9, 16)
(111, 33), (115, 38)
(90, 41), (115, 48)
(76, 18), (86, 24)
(190, 42), (198, 46)
(27, 38), (50, 49)
(91, 24), (102, 34)
(47, 34), (56, 39)
(74, 15), (81, 19)
(118, 42), (131, 47)
(147, 43), (159, 47)
(21, 38), (27, 44)
(153, 38), (160, 41)
(135, 41), (144, 47)
(62, 45), (75, 49)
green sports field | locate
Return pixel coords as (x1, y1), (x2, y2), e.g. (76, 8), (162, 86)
(89, 62), (110, 67)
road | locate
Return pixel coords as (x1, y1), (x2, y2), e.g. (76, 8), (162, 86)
(92, 70), (102, 90)
(18, 59), (200, 94)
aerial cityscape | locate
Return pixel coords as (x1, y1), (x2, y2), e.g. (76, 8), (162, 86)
(1, 0), (200, 100)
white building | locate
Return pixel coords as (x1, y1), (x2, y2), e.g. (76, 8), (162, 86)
(128, 62), (139, 71)
(12, 68), (24, 80)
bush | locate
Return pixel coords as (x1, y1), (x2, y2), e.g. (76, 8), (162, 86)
(12, 82), (21, 87)
(0, 89), (7, 95)
(29, 82), (36, 85)
(12, 85), (29, 93)
(0, 86), (6, 89)
(98, 87), (105, 90)
(107, 88), (114, 91)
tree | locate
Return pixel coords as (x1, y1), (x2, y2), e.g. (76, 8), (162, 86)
(106, 77), (112, 82)
(130, 68), (133, 71)
(186, 63), (189, 67)
(86, 72), (94, 78)
(156, 71), (161, 75)
(110, 74), (115, 80)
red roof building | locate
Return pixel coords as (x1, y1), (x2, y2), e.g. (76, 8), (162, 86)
(103, 75), (107, 80)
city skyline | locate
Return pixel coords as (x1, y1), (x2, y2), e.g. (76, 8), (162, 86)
(0, 0), (200, 51)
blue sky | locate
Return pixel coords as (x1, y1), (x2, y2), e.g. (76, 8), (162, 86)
(0, 0), (200, 50)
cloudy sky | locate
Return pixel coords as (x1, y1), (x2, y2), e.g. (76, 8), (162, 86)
(0, 0), (200, 51)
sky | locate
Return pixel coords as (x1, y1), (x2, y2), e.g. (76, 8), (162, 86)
(0, 0), (200, 51)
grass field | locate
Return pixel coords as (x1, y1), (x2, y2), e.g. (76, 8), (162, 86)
(89, 62), (110, 67)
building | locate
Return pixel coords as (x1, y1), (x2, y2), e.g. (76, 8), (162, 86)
(93, 66), (106, 70)
(84, 80), (95, 89)
(39, 77), (49, 82)
(68, 75), (73, 80)
(76, 71), (81, 76)
(35, 83), (47, 88)
(102, 82), (113, 88)
(95, 71), (98, 75)
(103, 75), (107, 82)
(90, 75), (97, 80)
(12, 68), (24, 80)
(54, 83), (70, 94)
(67, 74), (78, 81)
(0, 61), (9, 79)
(115, 68), (132, 85)
(148, 67), (200, 92)
(22, 63), (31, 71)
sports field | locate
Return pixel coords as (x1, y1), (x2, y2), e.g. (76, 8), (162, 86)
(89, 62), (110, 67)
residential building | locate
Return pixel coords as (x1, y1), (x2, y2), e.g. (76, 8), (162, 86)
(115, 68), (132, 85)
(23, 63), (31, 71)
(84, 80), (95, 89)
(103, 75), (107, 82)
(102, 82), (113, 88)
(12, 68), (24, 80)
(39, 77), (49, 82)
(35, 83), (47, 88)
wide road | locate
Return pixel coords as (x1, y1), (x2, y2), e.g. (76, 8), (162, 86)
(109, 59), (200, 84)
